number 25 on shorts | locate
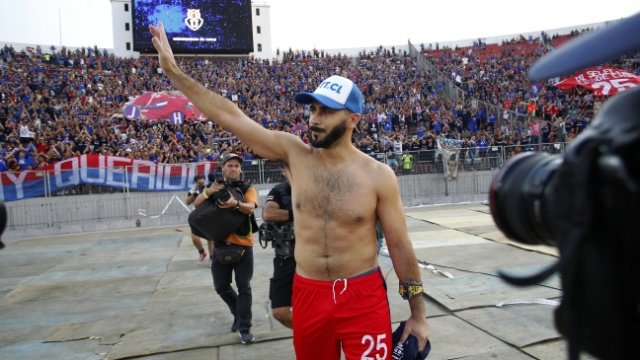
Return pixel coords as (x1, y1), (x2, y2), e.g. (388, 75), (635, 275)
(361, 333), (387, 360)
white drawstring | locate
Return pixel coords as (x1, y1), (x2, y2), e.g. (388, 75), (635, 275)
(332, 278), (348, 303)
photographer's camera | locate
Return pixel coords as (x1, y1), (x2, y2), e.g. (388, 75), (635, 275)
(259, 222), (295, 257)
(206, 174), (232, 203)
(488, 88), (640, 360)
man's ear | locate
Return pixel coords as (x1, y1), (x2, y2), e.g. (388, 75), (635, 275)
(348, 112), (362, 129)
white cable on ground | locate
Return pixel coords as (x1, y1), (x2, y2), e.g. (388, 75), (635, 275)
(418, 262), (455, 279)
(380, 248), (455, 278)
(137, 195), (192, 219)
(495, 298), (560, 307)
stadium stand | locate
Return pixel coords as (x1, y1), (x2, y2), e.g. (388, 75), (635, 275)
(1, 27), (639, 181)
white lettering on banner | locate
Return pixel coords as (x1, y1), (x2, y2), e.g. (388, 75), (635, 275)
(610, 78), (638, 91)
(0, 155), (216, 201)
(185, 162), (209, 184)
(54, 157), (80, 187)
(129, 160), (196, 190)
(201, 162), (213, 177)
(5, 171), (29, 199)
(155, 165), (164, 189)
(162, 164), (188, 190)
(591, 79), (638, 96)
(80, 155), (105, 184)
(574, 74), (589, 85)
(186, 163), (197, 180)
(130, 162), (157, 189)
(105, 156), (131, 187)
(585, 69), (639, 83)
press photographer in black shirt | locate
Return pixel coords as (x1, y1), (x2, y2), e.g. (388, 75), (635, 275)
(260, 177), (295, 328)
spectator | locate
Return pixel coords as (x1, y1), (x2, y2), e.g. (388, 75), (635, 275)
(16, 149), (35, 170)
(554, 116), (567, 143)
(185, 174), (211, 264)
(402, 152), (414, 174)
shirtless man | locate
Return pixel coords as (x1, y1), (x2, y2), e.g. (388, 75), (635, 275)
(150, 22), (429, 359)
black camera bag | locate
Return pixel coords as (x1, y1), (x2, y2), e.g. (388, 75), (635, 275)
(188, 185), (248, 243)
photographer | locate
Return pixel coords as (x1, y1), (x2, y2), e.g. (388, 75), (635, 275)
(491, 12), (640, 359)
(261, 176), (295, 328)
(193, 153), (258, 344)
(184, 174), (210, 264)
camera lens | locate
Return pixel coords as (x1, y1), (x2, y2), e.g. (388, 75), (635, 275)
(489, 152), (562, 246)
(219, 190), (231, 202)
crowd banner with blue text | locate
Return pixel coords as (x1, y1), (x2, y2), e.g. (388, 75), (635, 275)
(0, 155), (219, 202)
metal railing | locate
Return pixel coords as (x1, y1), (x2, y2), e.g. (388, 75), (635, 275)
(2, 143), (567, 237)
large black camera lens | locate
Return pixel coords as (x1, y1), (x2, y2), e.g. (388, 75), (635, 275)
(489, 152), (562, 246)
(212, 189), (231, 202)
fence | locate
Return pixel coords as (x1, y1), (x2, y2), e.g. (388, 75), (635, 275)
(2, 143), (568, 240)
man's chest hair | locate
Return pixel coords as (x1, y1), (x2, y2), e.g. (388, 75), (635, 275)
(295, 166), (366, 220)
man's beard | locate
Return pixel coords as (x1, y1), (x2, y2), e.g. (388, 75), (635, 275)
(223, 172), (240, 181)
(309, 120), (347, 149)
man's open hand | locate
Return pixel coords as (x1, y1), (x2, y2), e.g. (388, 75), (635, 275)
(149, 22), (177, 75)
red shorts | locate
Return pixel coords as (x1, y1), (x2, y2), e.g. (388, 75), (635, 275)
(292, 268), (392, 360)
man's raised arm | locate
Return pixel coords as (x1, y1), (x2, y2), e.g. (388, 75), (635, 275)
(149, 22), (295, 162)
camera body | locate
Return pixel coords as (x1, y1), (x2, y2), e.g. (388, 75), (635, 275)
(211, 176), (231, 203)
(207, 175), (243, 203)
(489, 89), (640, 359)
(188, 183), (205, 197)
(258, 222), (295, 257)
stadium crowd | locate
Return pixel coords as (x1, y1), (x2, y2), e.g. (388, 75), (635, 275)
(1, 28), (639, 175)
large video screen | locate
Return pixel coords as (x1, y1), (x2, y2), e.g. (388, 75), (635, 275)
(132, 0), (254, 54)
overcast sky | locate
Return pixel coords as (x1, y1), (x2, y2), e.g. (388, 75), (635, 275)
(0, 0), (637, 51)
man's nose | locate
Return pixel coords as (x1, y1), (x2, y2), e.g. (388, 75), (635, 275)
(309, 117), (320, 127)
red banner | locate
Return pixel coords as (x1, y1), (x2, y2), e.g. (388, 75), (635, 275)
(554, 67), (640, 96)
(0, 155), (219, 201)
(123, 91), (207, 123)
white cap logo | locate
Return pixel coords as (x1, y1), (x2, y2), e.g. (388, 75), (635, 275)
(313, 75), (353, 105)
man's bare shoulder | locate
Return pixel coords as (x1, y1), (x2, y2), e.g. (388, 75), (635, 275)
(350, 152), (398, 185)
(274, 131), (307, 147)
(268, 131), (309, 161)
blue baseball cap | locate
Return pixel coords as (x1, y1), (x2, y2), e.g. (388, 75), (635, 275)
(294, 75), (365, 114)
(392, 321), (431, 360)
(528, 11), (640, 80)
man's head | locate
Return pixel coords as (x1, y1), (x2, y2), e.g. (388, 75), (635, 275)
(294, 75), (364, 114)
(193, 174), (205, 186)
(220, 153), (243, 180)
(294, 75), (364, 149)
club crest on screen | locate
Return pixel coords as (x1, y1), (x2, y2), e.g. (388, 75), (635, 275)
(185, 9), (203, 31)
